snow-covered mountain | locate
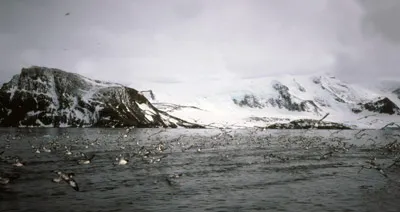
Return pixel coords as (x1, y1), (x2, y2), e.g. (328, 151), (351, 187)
(0, 66), (203, 128)
(2, 67), (398, 129)
(146, 74), (400, 129)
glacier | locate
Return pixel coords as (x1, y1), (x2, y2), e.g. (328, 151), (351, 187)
(143, 74), (400, 129)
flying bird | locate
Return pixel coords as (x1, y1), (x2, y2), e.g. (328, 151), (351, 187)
(65, 12), (70, 16)
(52, 171), (79, 191)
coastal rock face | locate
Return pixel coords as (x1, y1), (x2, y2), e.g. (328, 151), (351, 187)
(0, 66), (203, 128)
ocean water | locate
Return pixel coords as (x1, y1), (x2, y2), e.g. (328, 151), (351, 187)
(1, 128), (400, 212)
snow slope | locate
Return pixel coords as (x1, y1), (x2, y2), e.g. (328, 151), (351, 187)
(145, 74), (400, 129)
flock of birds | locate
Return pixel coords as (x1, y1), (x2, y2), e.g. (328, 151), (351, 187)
(0, 126), (220, 191)
(1, 127), (400, 193)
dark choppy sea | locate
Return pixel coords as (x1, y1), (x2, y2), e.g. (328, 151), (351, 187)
(1, 128), (400, 212)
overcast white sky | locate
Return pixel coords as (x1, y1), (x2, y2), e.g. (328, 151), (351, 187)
(1, 0), (400, 94)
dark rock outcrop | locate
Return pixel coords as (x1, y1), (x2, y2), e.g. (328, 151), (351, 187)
(0, 66), (203, 128)
(232, 81), (322, 115)
(265, 119), (351, 129)
(232, 94), (263, 109)
(358, 97), (400, 115)
(351, 108), (362, 114)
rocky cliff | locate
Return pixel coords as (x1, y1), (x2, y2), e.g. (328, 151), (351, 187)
(358, 97), (400, 115)
(0, 66), (203, 128)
